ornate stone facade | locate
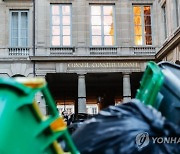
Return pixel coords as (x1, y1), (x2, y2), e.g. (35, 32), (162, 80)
(0, 0), (179, 113)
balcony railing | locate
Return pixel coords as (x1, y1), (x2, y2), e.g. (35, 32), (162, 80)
(89, 47), (118, 55)
(9, 47), (30, 56)
(50, 47), (74, 55)
(133, 46), (156, 55)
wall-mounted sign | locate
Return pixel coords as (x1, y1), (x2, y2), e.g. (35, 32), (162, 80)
(67, 62), (139, 69)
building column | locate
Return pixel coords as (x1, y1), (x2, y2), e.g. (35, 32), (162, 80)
(35, 75), (47, 115)
(123, 73), (131, 102)
(78, 74), (86, 113)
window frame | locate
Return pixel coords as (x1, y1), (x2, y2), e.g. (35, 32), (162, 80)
(162, 4), (167, 39)
(9, 10), (29, 47)
(175, 0), (179, 27)
(90, 4), (116, 47)
(50, 4), (72, 47)
(133, 5), (153, 46)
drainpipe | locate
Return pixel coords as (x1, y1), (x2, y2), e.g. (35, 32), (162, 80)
(33, 0), (36, 77)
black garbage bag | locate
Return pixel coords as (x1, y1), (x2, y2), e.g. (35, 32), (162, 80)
(68, 122), (84, 134)
(72, 99), (180, 154)
(68, 113), (93, 134)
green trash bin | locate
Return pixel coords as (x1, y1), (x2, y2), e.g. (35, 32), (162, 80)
(157, 62), (180, 125)
(136, 61), (164, 108)
(0, 77), (79, 154)
(136, 61), (180, 125)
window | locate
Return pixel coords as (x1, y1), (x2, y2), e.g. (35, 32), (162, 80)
(92, 107), (97, 114)
(90, 5), (115, 46)
(162, 4), (167, 38)
(10, 11), (28, 47)
(86, 104), (98, 115)
(51, 4), (71, 46)
(175, 0), (179, 27)
(133, 6), (152, 45)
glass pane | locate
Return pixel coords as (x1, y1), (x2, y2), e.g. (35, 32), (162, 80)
(133, 7), (141, 15)
(62, 5), (70, 15)
(63, 26), (70, 35)
(63, 36), (70, 46)
(144, 6), (151, 15)
(134, 36), (142, 45)
(12, 12), (18, 29)
(92, 36), (102, 45)
(63, 16), (70, 25)
(52, 5), (59, 15)
(21, 38), (27, 46)
(52, 26), (60, 35)
(91, 6), (101, 15)
(103, 6), (113, 15)
(92, 26), (101, 35)
(12, 29), (18, 38)
(21, 12), (27, 29)
(21, 29), (27, 38)
(134, 26), (142, 35)
(134, 16), (141, 25)
(52, 36), (60, 46)
(91, 16), (101, 25)
(145, 26), (152, 35)
(104, 16), (113, 25)
(104, 36), (114, 45)
(52, 16), (60, 25)
(12, 38), (18, 46)
(145, 36), (152, 45)
(104, 26), (114, 35)
(144, 16), (151, 25)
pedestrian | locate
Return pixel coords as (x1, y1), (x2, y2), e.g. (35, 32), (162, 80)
(67, 111), (73, 126)
(61, 111), (68, 124)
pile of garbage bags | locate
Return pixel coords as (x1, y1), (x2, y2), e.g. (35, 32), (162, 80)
(72, 99), (180, 154)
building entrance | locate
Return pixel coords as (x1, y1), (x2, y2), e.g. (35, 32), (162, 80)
(45, 73), (78, 115)
(45, 72), (143, 115)
(86, 73), (123, 110)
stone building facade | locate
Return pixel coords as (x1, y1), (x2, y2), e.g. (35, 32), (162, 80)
(0, 0), (179, 114)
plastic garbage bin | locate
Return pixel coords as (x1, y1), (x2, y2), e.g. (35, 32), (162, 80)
(135, 61), (164, 107)
(136, 61), (180, 125)
(157, 62), (180, 125)
(0, 77), (79, 154)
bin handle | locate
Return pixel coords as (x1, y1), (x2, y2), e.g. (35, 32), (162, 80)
(15, 77), (58, 118)
(15, 77), (58, 117)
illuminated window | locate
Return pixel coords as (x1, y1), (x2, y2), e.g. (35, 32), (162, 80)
(10, 11), (28, 47)
(86, 104), (99, 115)
(51, 5), (71, 46)
(133, 6), (152, 45)
(92, 107), (97, 114)
(90, 5), (115, 46)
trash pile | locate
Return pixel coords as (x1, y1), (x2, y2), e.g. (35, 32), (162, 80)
(72, 61), (180, 154)
(0, 61), (179, 154)
(72, 99), (180, 154)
